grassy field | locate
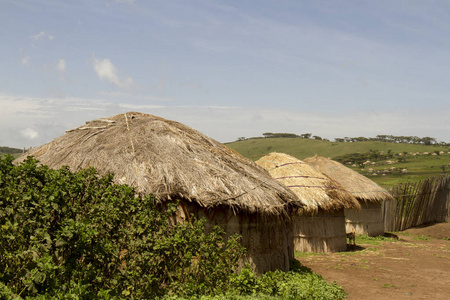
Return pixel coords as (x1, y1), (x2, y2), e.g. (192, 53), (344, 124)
(225, 138), (449, 188)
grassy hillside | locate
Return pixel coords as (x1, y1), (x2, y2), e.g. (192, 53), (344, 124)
(225, 138), (450, 188)
(0, 146), (23, 159)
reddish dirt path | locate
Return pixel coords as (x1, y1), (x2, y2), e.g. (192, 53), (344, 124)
(297, 223), (450, 300)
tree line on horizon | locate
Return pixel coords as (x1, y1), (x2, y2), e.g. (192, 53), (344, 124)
(235, 133), (449, 146)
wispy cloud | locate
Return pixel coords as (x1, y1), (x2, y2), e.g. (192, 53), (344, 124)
(21, 128), (39, 140)
(30, 31), (54, 41)
(99, 91), (173, 102)
(1, 94), (449, 149)
(93, 56), (134, 89)
(21, 56), (30, 66)
(56, 59), (66, 72)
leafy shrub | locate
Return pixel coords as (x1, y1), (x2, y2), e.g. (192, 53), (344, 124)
(0, 155), (346, 299)
(220, 260), (346, 299)
(0, 155), (243, 299)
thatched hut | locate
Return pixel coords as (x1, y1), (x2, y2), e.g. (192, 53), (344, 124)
(255, 153), (360, 253)
(15, 112), (301, 273)
(304, 155), (394, 236)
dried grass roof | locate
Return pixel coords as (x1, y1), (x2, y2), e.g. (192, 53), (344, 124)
(255, 152), (360, 214)
(15, 112), (301, 215)
(303, 155), (394, 203)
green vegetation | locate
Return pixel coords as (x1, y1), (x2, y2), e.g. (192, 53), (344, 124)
(294, 252), (325, 258)
(413, 235), (431, 241)
(355, 235), (398, 246)
(0, 155), (347, 299)
(225, 137), (449, 188)
(0, 147), (23, 159)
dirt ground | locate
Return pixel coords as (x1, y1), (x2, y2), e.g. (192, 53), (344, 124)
(297, 222), (450, 300)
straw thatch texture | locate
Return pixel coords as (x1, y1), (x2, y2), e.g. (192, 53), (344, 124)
(255, 152), (360, 215)
(304, 155), (394, 237)
(303, 155), (394, 203)
(345, 202), (384, 236)
(15, 112), (300, 215)
(256, 152), (359, 253)
(292, 210), (347, 252)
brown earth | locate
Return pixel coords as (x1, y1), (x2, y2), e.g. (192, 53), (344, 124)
(297, 222), (450, 300)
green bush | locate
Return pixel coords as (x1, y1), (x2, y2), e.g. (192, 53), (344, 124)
(215, 260), (346, 299)
(0, 155), (243, 299)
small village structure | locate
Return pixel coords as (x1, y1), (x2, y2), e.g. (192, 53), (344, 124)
(15, 112), (302, 274)
(256, 152), (360, 253)
(304, 155), (394, 236)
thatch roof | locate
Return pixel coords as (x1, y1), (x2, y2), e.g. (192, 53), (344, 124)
(15, 112), (301, 215)
(255, 152), (360, 214)
(303, 155), (394, 203)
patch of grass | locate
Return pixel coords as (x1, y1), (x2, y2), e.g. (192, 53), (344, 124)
(396, 231), (412, 236)
(413, 234), (431, 241)
(331, 263), (345, 270)
(356, 234), (398, 245)
(359, 264), (370, 270)
(382, 283), (397, 288)
(365, 247), (379, 252)
(338, 251), (362, 256)
(294, 251), (325, 258)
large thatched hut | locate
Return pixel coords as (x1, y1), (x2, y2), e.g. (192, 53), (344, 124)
(304, 155), (394, 236)
(15, 112), (301, 273)
(255, 153), (360, 253)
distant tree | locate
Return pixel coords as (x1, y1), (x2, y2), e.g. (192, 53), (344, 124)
(313, 136), (322, 140)
(262, 132), (300, 138)
(421, 137), (436, 145)
(300, 133), (312, 139)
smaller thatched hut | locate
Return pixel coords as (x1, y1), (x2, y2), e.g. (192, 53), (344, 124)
(15, 112), (302, 274)
(304, 155), (395, 236)
(256, 153), (360, 253)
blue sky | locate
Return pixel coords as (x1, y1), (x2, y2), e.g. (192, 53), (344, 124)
(1, 0), (449, 148)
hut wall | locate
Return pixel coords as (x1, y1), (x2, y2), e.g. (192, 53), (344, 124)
(345, 202), (384, 236)
(176, 201), (293, 274)
(292, 209), (347, 253)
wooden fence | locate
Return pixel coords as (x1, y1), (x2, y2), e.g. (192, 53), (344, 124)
(382, 175), (450, 232)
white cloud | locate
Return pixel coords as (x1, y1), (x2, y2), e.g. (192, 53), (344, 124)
(21, 128), (38, 140)
(99, 91), (172, 102)
(30, 31), (54, 40)
(1, 94), (449, 149)
(93, 56), (134, 89)
(21, 56), (30, 66)
(56, 59), (66, 72)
